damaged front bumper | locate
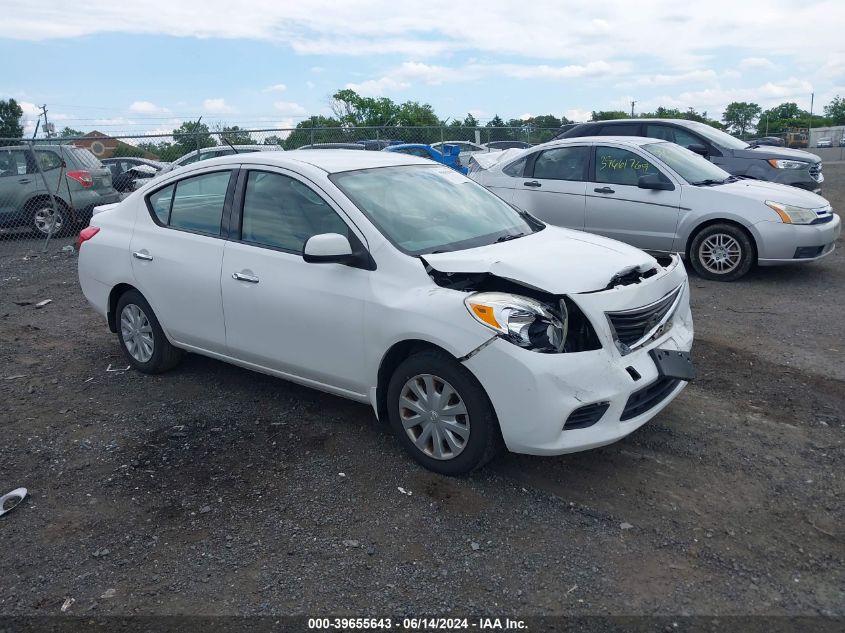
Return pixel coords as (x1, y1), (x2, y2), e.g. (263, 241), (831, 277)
(462, 256), (693, 456)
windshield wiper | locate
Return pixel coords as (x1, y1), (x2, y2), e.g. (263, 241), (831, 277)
(691, 178), (728, 186)
(495, 232), (525, 243)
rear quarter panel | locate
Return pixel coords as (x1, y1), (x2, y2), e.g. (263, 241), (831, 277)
(77, 197), (138, 321)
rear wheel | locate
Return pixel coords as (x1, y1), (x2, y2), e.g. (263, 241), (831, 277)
(387, 350), (501, 475)
(689, 223), (755, 281)
(28, 199), (69, 237)
(115, 290), (182, 374)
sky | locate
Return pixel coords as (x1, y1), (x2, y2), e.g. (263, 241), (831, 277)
(2, 0), (843, 138)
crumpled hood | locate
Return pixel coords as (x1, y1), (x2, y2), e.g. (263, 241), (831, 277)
(715, 179), (830, 207)
(421, 226), (657, 294)
(738, 146), (821, 162)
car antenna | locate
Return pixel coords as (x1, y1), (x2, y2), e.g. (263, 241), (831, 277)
(222, 136), (240, 154)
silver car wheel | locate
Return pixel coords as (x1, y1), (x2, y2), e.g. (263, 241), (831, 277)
(698, 233), (742, 275)
(120, 304), (154, 363)
(399, 374), (470, 461)
(33, 206), (63, 236)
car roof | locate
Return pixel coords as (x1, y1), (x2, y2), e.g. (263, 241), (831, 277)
(543, 136), (664, 148)
(192, 149), (432, 174)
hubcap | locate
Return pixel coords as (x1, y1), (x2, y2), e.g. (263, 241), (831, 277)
(33, 206), (63, 235)
(399, 374), (470, 460)
(699, 233), (742, 274)
(120, 304), (154, 363)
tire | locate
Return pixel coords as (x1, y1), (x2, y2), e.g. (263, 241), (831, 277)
(115, 290), (182, 374)
(386, 349), (502, 475)
(26, 198), (71, 237)
(689, 223), (755, 281)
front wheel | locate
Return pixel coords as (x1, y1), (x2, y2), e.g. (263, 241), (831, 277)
(28, 200), (69, 237)
(689, 223), (755, 281)
(115, 290), (182, 374)
(386, 350), (501, 475)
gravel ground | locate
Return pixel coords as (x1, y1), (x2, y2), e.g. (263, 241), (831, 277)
(1, 166), (843, 619)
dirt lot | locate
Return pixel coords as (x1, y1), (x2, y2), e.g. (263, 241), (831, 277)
(1, 167), (843, 620)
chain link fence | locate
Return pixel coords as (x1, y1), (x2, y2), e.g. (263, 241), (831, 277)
(0, 126), (560, 261)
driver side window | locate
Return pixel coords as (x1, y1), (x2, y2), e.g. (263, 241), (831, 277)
(595, 146), (661, 186)
(240, 171), (349, 253)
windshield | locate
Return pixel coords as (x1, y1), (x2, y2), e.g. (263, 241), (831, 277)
(331, 165), (539, 255)
(643, 142), (732, 184)
(681, 120), (750, 150)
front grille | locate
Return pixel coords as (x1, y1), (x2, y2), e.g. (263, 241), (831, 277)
(605, 285), (683, 354)
(564, 402), (610, 430)
(621, 377), (680, 421)
(809, 163), (822, 180)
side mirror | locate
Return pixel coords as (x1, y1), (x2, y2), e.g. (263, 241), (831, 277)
(303, 233), (355, 264)
(686, 143), (708, 157)
(638, 174), (675, 191)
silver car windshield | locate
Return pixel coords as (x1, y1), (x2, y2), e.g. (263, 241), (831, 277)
(644, 142), (732, 184)
(331, 164), (540, 255)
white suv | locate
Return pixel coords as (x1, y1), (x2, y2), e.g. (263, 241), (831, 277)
(77, 151), (694, 474)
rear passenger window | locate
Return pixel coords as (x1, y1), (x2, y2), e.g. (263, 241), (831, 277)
(148, 184), (175, 224)
(532, 146), (588, 181)
(168, 172), (230, 234)
(240, 171), (348, 253)
(502, 156), (527, 177)
(34, 151), (63, 172)
(598, 124), (640, 136)
(645, 125), (701, 148)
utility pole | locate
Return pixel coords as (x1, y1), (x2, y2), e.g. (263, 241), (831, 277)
(40, 104), (51, 138)
(631, 101), (636, 117)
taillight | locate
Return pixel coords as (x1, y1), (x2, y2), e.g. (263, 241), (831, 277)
(76, 226), (100, 250)
(67, 170), (93, 188)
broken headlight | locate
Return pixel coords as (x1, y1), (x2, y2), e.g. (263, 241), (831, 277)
(464, 292), (567, 353)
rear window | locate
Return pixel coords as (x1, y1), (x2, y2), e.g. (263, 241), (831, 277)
(68, 147), (103, 168)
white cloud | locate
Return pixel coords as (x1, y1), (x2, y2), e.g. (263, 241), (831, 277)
(202, 98), (236, 114)
(740, 57), (776, 70)
(129, 100), (169, 113)
(263, 83), (287, 92)
(564, 109), (592, 122)
(519, 112), (533, 120)
(273, 101), (307, 116)
(306, 81), (316, 89)
(345, 77), (410, 96)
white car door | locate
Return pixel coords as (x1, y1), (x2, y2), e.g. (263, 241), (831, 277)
(220, 168), (369, 395)
(511, 145), (590, 230)
(585, 145), (681, 252)
(129, 169), (232, 353)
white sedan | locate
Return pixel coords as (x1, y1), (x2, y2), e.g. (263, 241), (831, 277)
(78, 151), (694, 474)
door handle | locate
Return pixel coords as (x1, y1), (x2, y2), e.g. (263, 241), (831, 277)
(594, 186), (615, 194)
(523, 181), (541, 187)
(132, 251), (153, 261)
(232, 272), (259, 283)
(18, 178), (32, 184)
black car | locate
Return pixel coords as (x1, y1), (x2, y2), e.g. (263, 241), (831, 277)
(746, 136), (785, 147)
(556, 119), (823, 192)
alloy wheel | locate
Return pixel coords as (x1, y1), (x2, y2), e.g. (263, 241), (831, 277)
(698, 233), (742, 275)
(120, 304), (154, 363)
(33, 206), (64, 236)
(399, 374), (470, 460)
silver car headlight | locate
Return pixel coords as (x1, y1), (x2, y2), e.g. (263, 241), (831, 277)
(765, 201), (819, 224)
(465, 292), (567, 353)
(767, 159), (809, 170)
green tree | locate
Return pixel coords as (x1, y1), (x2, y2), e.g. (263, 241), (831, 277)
(137, 141), (182, 162)
(331, 89), (398, 126)
(722, 102), (761, 137)
(59, 126), (85, 138)
(282, 116), (343, 150)
(263, 135), (285, 146)
(591, 110), (629, 121)
(462, 113), (479, 128)
(217, 125), (255, 144)
(824, 96), (845, 125)
(172, 120), (216, 156)
(0, 98), (24, 138)
(111, 143), (146, 158)
(396, 101), (439, 126)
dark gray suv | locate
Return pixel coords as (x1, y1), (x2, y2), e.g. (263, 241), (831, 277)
(556, 119), (823, 192)
(0, 144), (120, 235)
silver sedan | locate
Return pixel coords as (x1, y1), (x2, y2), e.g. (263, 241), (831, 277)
(471, 137), (840, 281)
